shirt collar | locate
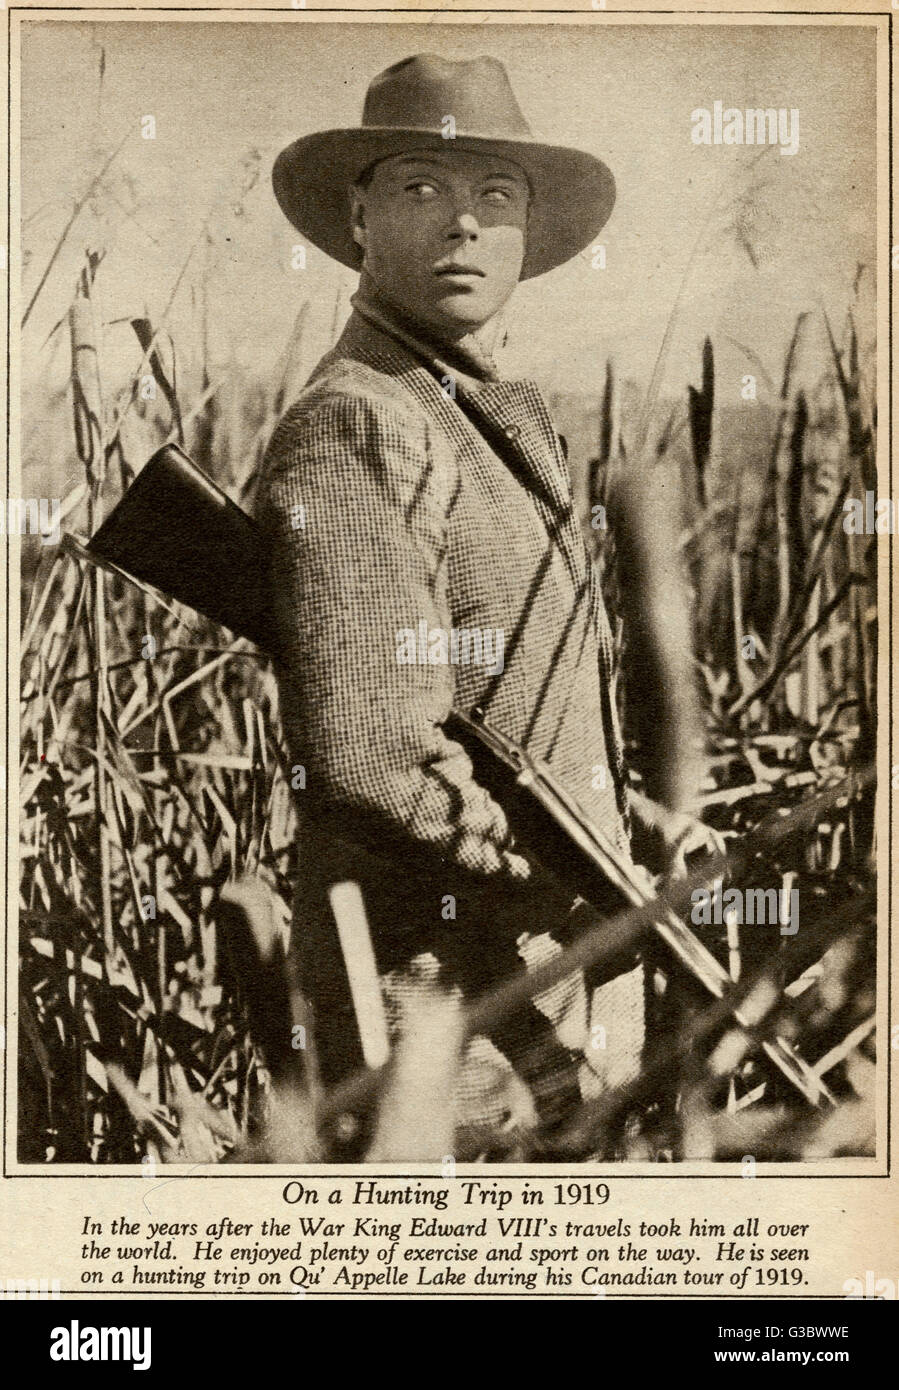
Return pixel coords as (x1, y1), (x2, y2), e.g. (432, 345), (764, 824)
(350, 271), (503, 387)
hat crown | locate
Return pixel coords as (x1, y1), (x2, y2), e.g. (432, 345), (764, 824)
(361, 54), (532, 141)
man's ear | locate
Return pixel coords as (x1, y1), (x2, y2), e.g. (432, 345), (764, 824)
(349, 187), (367, 255)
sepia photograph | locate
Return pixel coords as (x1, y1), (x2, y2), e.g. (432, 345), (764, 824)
(12, 14), (883, 1183)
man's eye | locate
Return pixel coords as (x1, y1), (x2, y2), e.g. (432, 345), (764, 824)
(483, 187), (513, 203)
(406, 181), (439, 197)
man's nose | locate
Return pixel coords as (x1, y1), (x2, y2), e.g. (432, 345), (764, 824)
(446, 206), (480, 240)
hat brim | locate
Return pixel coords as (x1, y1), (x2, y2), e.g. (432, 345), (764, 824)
(272, 128), (615, 280)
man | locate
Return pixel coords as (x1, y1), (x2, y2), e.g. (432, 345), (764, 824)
(259, 53), (715, 1155)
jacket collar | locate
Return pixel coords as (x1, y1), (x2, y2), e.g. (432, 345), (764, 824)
(351, 272), (501, 385)
(349, 275), (574, 525)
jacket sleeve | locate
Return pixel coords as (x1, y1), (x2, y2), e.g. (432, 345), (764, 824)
(259, 388), (560, 905)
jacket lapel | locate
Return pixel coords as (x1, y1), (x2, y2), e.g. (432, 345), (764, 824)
(349, 289), (588, 589)
(340, 292), (628, 815)
(455, 379), (570, 514)
(454, 377), (588, 592)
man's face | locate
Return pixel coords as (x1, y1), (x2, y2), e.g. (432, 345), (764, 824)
(350, 148), (530, 337)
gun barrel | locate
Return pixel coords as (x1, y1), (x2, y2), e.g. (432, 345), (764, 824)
(450, 706), (835, 1109)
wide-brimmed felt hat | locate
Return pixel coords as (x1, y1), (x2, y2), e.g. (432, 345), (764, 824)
(272, 53), (616, 280)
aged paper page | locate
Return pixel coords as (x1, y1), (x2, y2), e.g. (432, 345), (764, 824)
(1, 1), (895, 1341)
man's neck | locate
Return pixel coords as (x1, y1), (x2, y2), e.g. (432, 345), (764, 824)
(355, 271), (506, 380)
(467, 312), (505, 359)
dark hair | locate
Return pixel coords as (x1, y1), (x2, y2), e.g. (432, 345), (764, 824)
(349, 161), (382, 264)
(353, 160), (379, 192)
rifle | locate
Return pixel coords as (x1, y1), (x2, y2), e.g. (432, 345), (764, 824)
(446, 706), (835, 1108)
(84, 443), (835, 1108)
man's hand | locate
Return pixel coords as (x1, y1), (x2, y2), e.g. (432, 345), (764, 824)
(627, 788), (725, 879)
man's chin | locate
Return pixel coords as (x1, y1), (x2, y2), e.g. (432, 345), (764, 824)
(426, 295), (497, 335)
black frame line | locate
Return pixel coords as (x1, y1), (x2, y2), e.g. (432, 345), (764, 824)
(2, 7), (892, 1203)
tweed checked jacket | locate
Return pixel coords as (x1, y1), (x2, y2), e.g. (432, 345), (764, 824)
(257, 279), (643, 1131)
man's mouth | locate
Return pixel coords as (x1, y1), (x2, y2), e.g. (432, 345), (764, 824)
(433, 264), (486, 279)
